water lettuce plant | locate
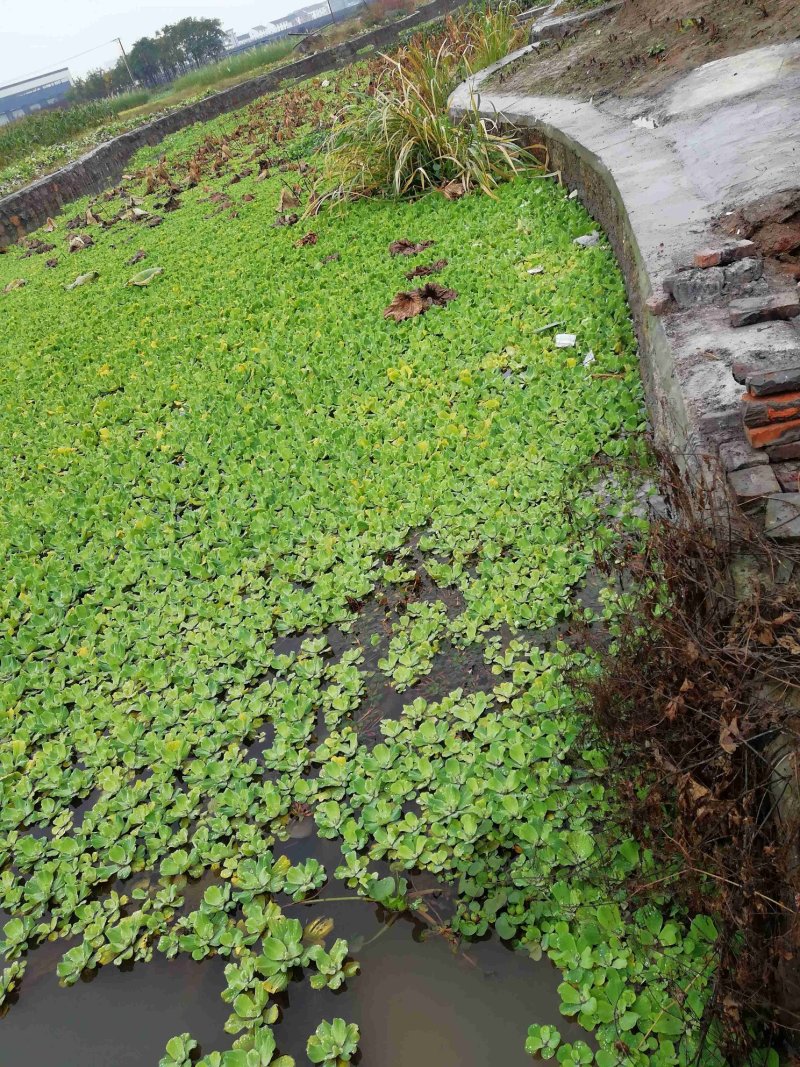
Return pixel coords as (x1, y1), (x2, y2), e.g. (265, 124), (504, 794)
(0, 45), (730, 1067)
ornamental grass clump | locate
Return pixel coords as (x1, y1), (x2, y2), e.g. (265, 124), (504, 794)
(316, 8), (532, 205)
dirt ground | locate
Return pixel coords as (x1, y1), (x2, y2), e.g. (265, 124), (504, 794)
(491, 0), (800, 99)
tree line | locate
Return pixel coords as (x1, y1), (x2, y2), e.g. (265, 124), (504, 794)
(68, 17), (227, 102)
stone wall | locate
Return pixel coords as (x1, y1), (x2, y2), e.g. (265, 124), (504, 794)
(0, 0), (459, 248)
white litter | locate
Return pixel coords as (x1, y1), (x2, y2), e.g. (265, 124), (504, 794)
(527, 266), (544, 275)
(573, 231), (600, 247)
(632, 114), (658, 130)
(555, 333), (577, 348)
(582, 350), (596, 368)
(321, 79), (331, 87)
(568, 189), (578, 200)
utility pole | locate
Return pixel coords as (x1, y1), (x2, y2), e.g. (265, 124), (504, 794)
(115, 37), (137, 89)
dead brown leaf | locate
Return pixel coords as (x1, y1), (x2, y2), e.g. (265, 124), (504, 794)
(719, 717), (742, 755)
(278, 187), (300, 212)
(126, 249), (147, 266)
(440, 179), (466, 200)
(274, 213), (299, 228)
(417, 282), (457, 307)
(85, 208), (101, 226)
(45, 258), (58, 269)
(389, 238), (435, 256)
(43, 217), (56, 232)
(405, 258), (448, 281)
(295, 231), (318, 247)
(241, 194), (255, 203)
(3, 278), (26, 293)
(68, 234), (94, 252)
(384, 290), (426, 322)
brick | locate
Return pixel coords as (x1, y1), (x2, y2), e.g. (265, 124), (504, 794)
(664, 267), (725, 308)
(745, 366), (800, 397)
(693, 239), (756, 268)
(646, 289), (673, 316)
(742, 389), (800, 428)
(728, 465), (781, 507)
(764, 494), (800, 542)
(767, 441), (800, 462)
(773, 462), (800, 492)
(729, 293), (800, 327)
(718, 438), (769, 472)
(745, 416), (800, 449)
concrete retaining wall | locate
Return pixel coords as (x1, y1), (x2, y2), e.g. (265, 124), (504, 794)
(0, 0), (459, 248)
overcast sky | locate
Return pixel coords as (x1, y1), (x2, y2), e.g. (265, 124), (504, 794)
(0, 0), (299, 84)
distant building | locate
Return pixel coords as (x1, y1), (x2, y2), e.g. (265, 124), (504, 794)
(273, 3), (331, 32)
(0, 68), (72, 125)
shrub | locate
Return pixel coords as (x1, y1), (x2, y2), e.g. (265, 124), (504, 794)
(316, 7), (532, 205)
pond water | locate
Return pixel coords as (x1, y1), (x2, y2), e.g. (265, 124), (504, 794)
(0, 823), (589, 1066)
(0, 566), (600, 1066)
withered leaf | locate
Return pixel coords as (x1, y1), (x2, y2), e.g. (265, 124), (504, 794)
(417, 282), (457, 307)
(126, 249), (147, 266)
(3, 278), (27, 293)
(777, 634), (800, 654)
(274, 213), (299, 228)
(43, 217), (56, 232)
(295, 231), (318, 247)
(145, 216), (164, 228)
(45, 258), (59, 268)
(278, 187), (300, 212)
(85, 208), (101, 226)
(389, 238), (435, 256)
(384, 290), (426, 322)
(322, 253), (340, 264)
(68, 234), (94, 252)
(440, 179), (466, 200)
(405, 258), (448, 281)
(719, 717), (742, 755)
(241, 193), (255, 203)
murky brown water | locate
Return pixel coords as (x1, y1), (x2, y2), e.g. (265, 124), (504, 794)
(0, 557), (604, 1065)
(0, 825), (588, 1066)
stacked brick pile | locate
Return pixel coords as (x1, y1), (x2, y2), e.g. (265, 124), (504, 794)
(672, 239), (800, 539)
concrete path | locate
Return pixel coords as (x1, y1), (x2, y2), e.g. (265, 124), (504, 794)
(450, 38), (800, 534)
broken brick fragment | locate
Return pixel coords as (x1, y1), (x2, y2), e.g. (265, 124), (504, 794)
(645, 289), (673, 315)
(729, 293), (800, 327)
(693, 239), (756, 269)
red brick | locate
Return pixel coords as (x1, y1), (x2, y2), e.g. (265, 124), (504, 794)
(745, 416), (800, 449)
(693, 239), (756, 269)
(742, 389), (800, 427)
(646, 290), (673, 315)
